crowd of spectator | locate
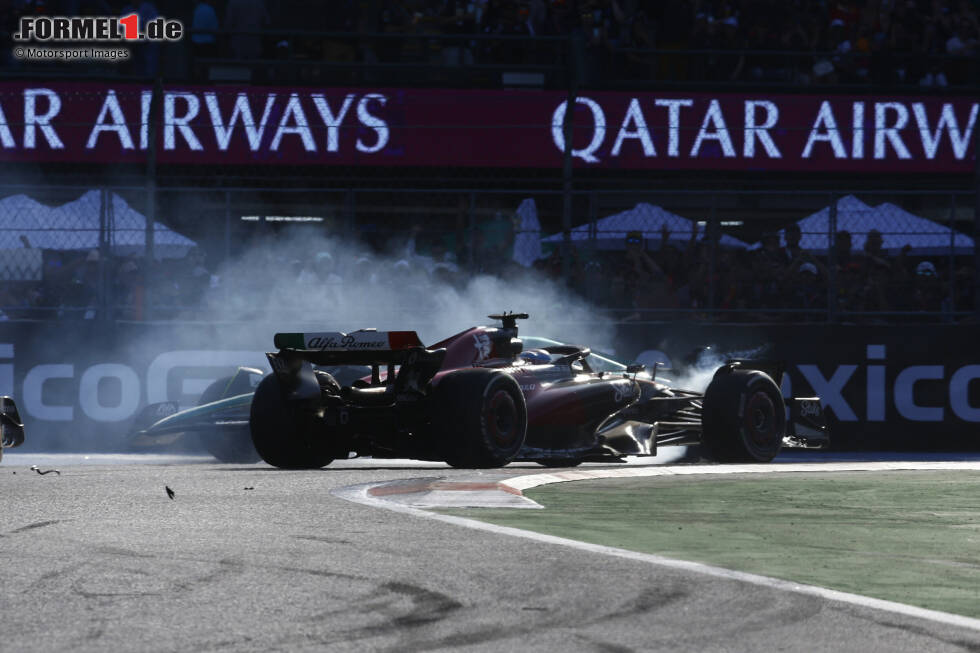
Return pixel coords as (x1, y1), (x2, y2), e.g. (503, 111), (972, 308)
(6, 0), (978, 87)
(0, 245), (213, 321)
(537, 223), (975, 322)
(0, 216), (973, 323)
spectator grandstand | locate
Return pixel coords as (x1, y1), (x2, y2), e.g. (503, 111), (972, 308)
(0, 187), (973, 323)
(3, 0), (978, 88)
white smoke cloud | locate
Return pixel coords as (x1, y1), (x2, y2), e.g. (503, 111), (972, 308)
(195, 228), (617, 352)
(15, 223), (619, 453)
(667, 345), (769, 393)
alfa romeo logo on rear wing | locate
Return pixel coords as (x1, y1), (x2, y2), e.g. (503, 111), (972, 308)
(306, 333), (389, 350)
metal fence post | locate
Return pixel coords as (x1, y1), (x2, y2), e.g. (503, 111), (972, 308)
(98, 188), (109, 321)
(223, 190), (231, 263)
(707, 193), (717, 317)
(975, 124), (980, 320)
(588, 191), (597, 242)
(587, 190), (597, 303)
(345, 188), (356, 239)
(144, 77), (162, 321)
(827, 193), (838, 322)
(224, 190), (231, 310)
(467, 191), (476, 273)
(561, 32), (580, 287)
(948, 193), (956, 321)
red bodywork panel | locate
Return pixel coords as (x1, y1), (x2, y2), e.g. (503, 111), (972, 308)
(365, 324), (637, 452)
(426, 326), (639, 452)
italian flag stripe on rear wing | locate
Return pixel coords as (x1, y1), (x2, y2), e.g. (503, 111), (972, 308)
(274, 331), (423, 351)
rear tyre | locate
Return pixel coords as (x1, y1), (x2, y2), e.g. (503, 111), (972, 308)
(250, 373), (336, 469)
(433, 368), (527, 469)
(702, 368), (784, 463)
(197, 376), (261, 464)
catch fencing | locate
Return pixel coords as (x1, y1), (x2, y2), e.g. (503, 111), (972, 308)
(0, 185), (975, 325)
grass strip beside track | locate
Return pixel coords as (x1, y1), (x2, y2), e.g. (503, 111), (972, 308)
(443, 470), (980, 618)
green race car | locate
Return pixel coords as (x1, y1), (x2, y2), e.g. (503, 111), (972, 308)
(129, 365), (370, 463)
(0, 396), (25, 462)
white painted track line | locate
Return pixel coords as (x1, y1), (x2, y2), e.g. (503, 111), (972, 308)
(501, 460), (980, 492)
(335, 460), (980, 633)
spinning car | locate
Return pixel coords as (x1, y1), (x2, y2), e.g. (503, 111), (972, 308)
(0, 397), (25, 462)
(129, 368), (264, 463)
(129, 365), (372, 463)
(247, 313), (827, 469)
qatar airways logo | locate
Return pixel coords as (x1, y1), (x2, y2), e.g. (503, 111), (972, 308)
(1, 86), (976, 169)
(551, 96), (978, 164)
(0, 88), (389, 154)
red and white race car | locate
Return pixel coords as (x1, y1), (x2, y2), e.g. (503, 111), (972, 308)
(247, 313), (827, 469)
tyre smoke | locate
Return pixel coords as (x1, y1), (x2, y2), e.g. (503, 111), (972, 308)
(666, 345), (769, 393)
(195, 228), (617, 352)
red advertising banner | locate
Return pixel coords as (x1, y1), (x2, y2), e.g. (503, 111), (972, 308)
(0, 82), (975, 172)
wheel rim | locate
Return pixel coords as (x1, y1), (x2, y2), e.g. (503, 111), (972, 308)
(485, 389), (519, 447)
(743, 391), (777, 447)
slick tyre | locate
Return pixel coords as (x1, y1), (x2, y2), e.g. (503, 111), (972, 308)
(702, 368), (784, 463)
(250, 373), (335, 469)
(197, 376), (261, 464)
(434, 369), (527, 469)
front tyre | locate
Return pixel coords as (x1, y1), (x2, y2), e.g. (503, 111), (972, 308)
(702, 368), (785, 463)
(250, 373), (335, 469)
(433, 369), (527, 468)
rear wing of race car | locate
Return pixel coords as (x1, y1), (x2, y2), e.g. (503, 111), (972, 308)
(269, 329), (445, 399)
(272, 329), (425, 365)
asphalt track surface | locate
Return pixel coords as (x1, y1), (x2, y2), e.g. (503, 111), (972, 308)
(3, 452), (980, 652)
